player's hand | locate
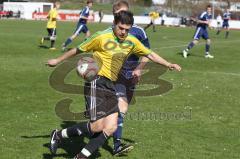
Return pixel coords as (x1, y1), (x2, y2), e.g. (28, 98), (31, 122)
(47, 59), (59, 67)
(190, 17), (196, 21)
(87, 17), (93, 21)
(168, 63), (181, 71)
(191, 17), (199, 23)
(132, 69), (142, 82)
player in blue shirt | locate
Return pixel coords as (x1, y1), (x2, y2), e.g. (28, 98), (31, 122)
(216, 9), (231, 39)
(62, 0), (93, 51)
(183, 5), (214, 59)
(111, 0), (151, 156)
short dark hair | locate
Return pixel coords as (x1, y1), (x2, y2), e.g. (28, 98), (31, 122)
(114, 10), (134, 26)
(87, 0), (93, 4)
(206, 5), (212, 9)
(112, 0), (129, 13)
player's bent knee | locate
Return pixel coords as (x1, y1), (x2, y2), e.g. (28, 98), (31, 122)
(90, 120), (104, 133)
(50, 36), (56, 41)
(118, 97), (129, 113)
(193, 40), (199, 44)
(71, 34), (77, 39)
(103, 124), (118, 136)
(207, 39), (211, 45)
(103, 116), (118, 135)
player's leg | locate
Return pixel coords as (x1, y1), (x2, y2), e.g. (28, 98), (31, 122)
(62, 34), (77, 51)
(183, 40), (198, 58)
(41, 28), (51, 44)
(201, 30), (213, 58)
(75, 112), (118, 158)
(53, 100), (106, 140)
(183, 27), (201, 58)
(113, 97), (134, 156)
(62, 24), (82, 51)
(85, 31), (91, 39)
(216, 23), (222, 35)
(113, 80), (134, 155)
(49, 119), (103, 155)
(113, 97), (127, 151)
(204, 38), (214, 58)
(49, 118), (106, 155)
(144, 21), (153, 31)
(49, 28), (57, 49)
(225, 24), (230, 39)
(113, 83), (128, 151)
(74, 77), (119, 158)
(152, 20), (156, 32)
(83, 25), (91, 40)
(50, 78), (104, 155)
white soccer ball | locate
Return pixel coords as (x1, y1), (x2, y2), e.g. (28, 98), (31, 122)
(77, 57), (99, 82)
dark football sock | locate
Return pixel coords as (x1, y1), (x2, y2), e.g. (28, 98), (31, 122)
(206, 44), (210, 53)
(44, 37), (50, 40)
(144, 24), (151, 30)
(50, 40), (55, 48)
(187, 42), (195, 50)
(113, 112), (125, 150)
(63, 38), (72, 47)
(79, 131), (109, 158)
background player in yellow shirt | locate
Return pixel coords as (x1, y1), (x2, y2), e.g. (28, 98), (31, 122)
(40, 2), (60, 50)
(144, 11), (159, 32)
(47, 11), (181, 158)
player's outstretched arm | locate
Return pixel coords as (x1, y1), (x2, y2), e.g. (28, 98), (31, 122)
(132, 56), (149, 81)
(147, 52), (181, 71)
(47, 48), (80, 67)
(196, 19), (210, 25)
(191, 17), (209, 25)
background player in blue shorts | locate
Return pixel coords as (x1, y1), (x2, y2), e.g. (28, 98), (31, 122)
(62, 0), (93, 51)
(112, 0), (151, 156)
(182, 5), (214, 59)
(216, 9), (231, 39)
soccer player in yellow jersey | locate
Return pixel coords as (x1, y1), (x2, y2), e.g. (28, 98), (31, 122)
(40, 2), (60, 50)
(144, 11), (159, 32)
(47, 11), (181, 158)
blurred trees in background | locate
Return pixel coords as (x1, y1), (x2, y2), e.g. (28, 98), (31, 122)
(94, 0), (152, 6)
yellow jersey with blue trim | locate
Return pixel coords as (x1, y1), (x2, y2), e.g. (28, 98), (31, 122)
(47, 8), (58, 29)
(78, 28), (152, 81)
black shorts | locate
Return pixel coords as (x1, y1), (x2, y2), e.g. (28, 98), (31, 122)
(47, 28), (56, 37)
(74, 23), (88, 35)
(115, 74), (136, 104)
(84, 76), (118, 122)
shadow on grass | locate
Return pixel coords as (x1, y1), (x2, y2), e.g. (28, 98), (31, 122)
(21, 121), (119, 158)
(121, 138), (135, 144)
(38, 45), (50, 49)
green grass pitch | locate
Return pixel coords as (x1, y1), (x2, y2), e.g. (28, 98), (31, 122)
(0, 20), (240, 159)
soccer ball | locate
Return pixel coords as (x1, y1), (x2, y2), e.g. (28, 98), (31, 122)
(77, 57), (99, 82)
